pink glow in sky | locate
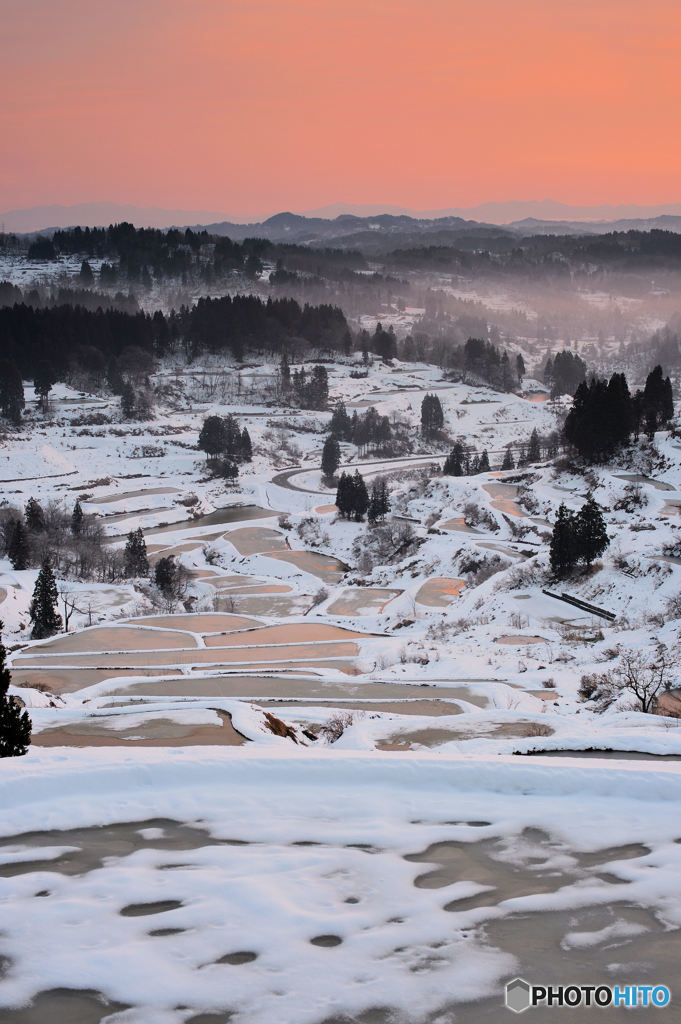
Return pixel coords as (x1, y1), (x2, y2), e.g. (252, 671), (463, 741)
(2, 0), (681, 214)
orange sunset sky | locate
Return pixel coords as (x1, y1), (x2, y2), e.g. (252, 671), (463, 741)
(2, 0), (680, 215)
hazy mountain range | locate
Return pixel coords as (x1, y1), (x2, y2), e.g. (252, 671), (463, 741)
(3, 199), (681, 237)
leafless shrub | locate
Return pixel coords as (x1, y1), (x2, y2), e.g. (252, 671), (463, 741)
(542, 677), (556, 689)
(427, 618), (471, 640)
(665, 594), (681, 619)
(311, 586), (329, 607)
(351, 521), (420, 570)
(463, 501), (498, 532)
(278, 514), (292, 530)
(613, 482), (647, 512)
(202, 545), (221, 565)
(296, 516), (330, 548)
(399, 645), (429, 665)
(319, 711), (356, 742)
(580, 649), (674, 713)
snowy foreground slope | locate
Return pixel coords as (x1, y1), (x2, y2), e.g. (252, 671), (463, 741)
(1, 359), (681, 1021)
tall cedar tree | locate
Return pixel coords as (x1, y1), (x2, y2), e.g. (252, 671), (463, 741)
(420, 394), (444, 438)
(478, 450), (490, 473)
(7, 520), (29, 570)
(443, 441), (466, 476)
(25, 498), (46, 532)
(368, 481), (391, 524)
(501, 444), (515, 470)
(577, 497), (609, 567)
(30, 559), (63, 639)
(124, 528), (149, 577)
(71, 500), (84, 535)
(240, 428), (252, 462)
(349, 471), (370, 521)
(0, 359), (25, 425)
(335, 470), (370, 521)
(198, 415), (226, 461)
(34, 360), (57, 413)
(321, 436), (341, 480)
(550, 504), (577, 579)
(527, 429), (541, 463)
(329, 401), (352, 441)
(0, 623), (32, 757)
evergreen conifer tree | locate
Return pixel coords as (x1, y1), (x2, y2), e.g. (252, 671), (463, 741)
(29, 559), (62, 639)
(124, 528), (149, 577)
(478, 450), (490, 473)
(0, 623), (31, 757)
(7, 520), (29, 570)
(501, 444), (515, 470)
(321, 436), (341, 480)
(71, 500), (84, 535)
(280, 353), (291, 394)
(240, 428), (252, 462)
(368, 480), (390, 524)
(527, 429), (541, 463)
(350, 471), (369, 521)
(120, 382), (136, 419)
(0, 359), (25, 426)
(443, 442), (465, 476)
(25, 497), (46, 533)
(420, 394), (444, 438)
(198, 415), (227, 462)
(550, 504), (578, 579)
(576, 496), (609, 567)
(335, 472), (353, 519)
(34, 360), (57, 413)
(329, 401), (352, 441)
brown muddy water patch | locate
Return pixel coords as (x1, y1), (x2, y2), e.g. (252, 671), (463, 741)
(264, 549), (348, 584)
(416, 577), (465, 607)
(21, 642), (360, 669)
(262, 699), (465, 717)
(10, 667), (170, 695)
(31, 709), (248, 748)
(440, 516), (479, 534)
(126, 613), (263, 632)
(327, 588), (401, 616)
(25, 626), (198, 655)
(93, 486), (178, 504)
(378, 720), (553, 750)
(203, 623), (370, 647)
(482, 482), (525, 518)
(0, 819), (221, 878)
(142, 504), (277, 538)
(215, 593), (312, 617)
(218, 583), (292, 595)
(0, 988), (129, 1024)
(447, 906), (680, 1023)
(225, 526), (288, 556)
(110, 677), (492, 703)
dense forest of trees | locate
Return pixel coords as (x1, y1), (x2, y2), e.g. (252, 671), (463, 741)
(544, 350), (587, 397)
(564, 365), (673, 462)
(0, 294), (350, 383)
(198, 414), (252, 477)
(328, 402), (397, 455)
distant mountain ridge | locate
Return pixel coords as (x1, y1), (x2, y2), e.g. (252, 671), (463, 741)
(3, 200), (681, 238)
